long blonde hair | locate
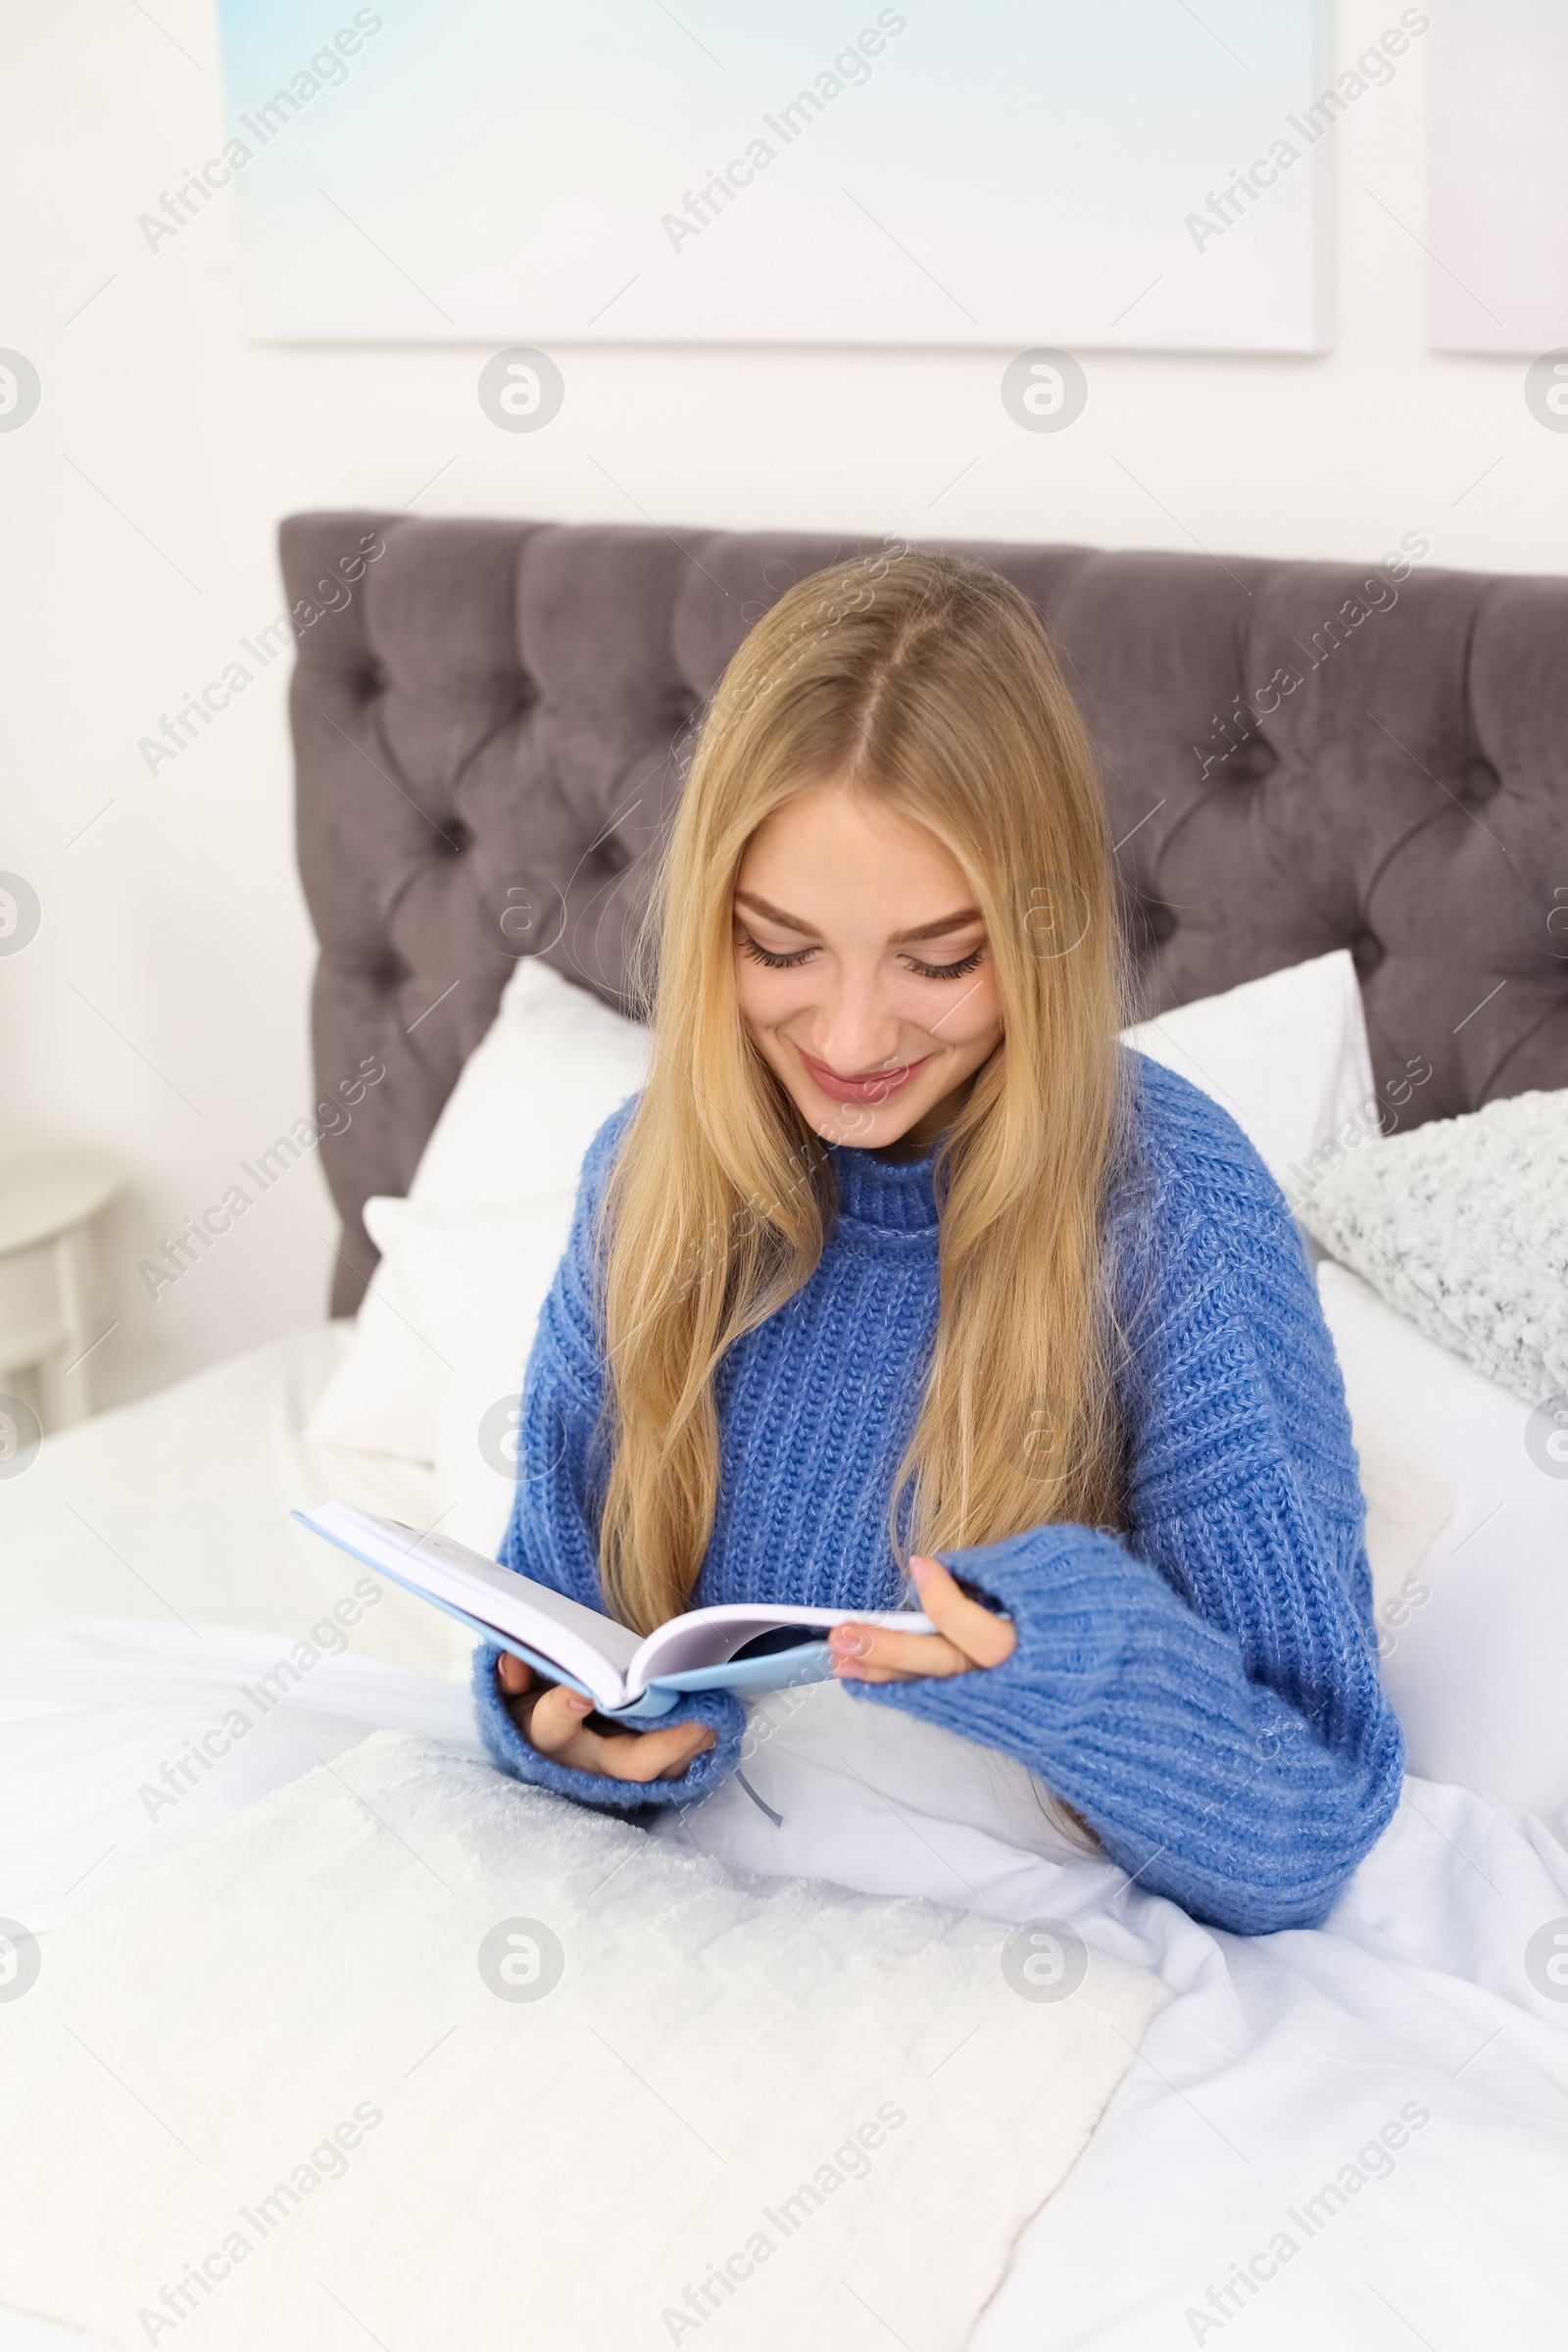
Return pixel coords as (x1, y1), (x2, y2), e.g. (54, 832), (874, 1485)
(596, 548), (1130, 1637)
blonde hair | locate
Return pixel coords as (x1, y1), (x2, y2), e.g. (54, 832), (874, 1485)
(595, 548), (1130, 1638)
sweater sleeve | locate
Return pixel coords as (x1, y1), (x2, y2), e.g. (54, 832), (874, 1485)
(472, 1100), (745, 1814)
(855, 1070), (1404, 1936)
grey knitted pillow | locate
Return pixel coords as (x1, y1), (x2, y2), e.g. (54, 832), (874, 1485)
(1296, 1089), (1568, 1406)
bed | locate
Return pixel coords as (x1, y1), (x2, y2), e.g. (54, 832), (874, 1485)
(2, 520), (1566, 2350)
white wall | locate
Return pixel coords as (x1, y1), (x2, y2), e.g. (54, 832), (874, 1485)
(3, 0), (1562, 1411)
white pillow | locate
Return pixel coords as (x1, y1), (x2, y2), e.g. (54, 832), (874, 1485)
(1298, 1088), (1568, 1406)
(1317, 1256), (1568, 1817)
(307, 1192), (573, 1465)
(304, 957), (646, 1460)
(411, 958), (651, 1205)
(417, 1192), (581, 1558)
(435, 1345), (545, 1559)
(1122, 948), (1381, 1194)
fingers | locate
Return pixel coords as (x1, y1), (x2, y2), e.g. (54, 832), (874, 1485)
(907, 1553), (1018, 1667)
(827, 1556), (1018, 1682)
(829, 1624), (971, 1682)
(496, 1653), (537, 1695)
(519, 1681), (717, 1784)
(524, 1682), (599, 1756)
(601, 1719), (719, 1783)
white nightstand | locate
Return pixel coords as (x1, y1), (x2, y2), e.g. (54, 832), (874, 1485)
(0, 1142), (123, 1432)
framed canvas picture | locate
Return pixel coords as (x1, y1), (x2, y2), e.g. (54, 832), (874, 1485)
(206, 0), (1335, 350)
(1426, 0), (1568, 356)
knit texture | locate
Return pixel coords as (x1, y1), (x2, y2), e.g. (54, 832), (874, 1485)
(1295, 1085), (1568, 1406)
(473, 1054), (1403, 1934)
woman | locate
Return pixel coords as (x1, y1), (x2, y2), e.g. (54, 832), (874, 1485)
(473, 547), (1402, 1936)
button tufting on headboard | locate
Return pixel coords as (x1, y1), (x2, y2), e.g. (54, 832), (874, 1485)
(280, 514), (1568, 1312)
(1217, 737), (1279, 787)
(1459, 758), (1503, 807)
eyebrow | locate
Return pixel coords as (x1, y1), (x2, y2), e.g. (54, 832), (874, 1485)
(734, 889), (984, 946)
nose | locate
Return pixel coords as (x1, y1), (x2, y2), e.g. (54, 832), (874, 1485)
(807, 965), (909, 1075)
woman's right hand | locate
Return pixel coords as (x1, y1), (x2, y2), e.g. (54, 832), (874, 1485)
(496, 1654), (717, 1784)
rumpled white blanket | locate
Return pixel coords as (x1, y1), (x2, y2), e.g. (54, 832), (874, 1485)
(2, 1626), (1567, 2350)
(0, 1718), (1163, 2352)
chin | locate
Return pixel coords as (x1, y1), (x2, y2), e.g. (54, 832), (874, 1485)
(811, 1090), (931, 1149)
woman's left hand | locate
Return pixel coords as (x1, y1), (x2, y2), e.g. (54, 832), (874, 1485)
(828, 1553), (1017, 1683)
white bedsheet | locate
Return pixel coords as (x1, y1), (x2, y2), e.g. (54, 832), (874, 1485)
(3, 1334), (1567, 2347)
(0, 1325), (471, 1682)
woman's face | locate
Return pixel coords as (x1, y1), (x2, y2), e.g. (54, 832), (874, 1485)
(732, 779), (1004, 1154)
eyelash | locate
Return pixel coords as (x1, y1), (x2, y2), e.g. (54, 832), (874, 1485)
(906, 946), (985, 982)
(738, 934), (985, 982)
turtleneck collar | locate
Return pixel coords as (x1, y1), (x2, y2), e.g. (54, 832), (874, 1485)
(826, 1136), (943, 1240)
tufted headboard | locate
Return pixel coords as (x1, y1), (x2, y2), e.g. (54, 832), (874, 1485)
(281, 514), (1568, 1313)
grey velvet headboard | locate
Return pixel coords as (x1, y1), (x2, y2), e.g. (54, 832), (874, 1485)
(280, 514), (1568, 1314)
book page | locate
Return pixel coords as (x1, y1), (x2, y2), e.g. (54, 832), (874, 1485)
(301, 1505), (641, 1706)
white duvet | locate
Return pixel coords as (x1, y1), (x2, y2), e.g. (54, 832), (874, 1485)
(0, 1719), (1164, 2352)
(2, 1332), (1567, 2347)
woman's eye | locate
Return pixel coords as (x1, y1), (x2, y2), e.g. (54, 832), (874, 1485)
(737, 929), (985, 980)
(904, 946), (986, 981)
(739, 933), (816, 970)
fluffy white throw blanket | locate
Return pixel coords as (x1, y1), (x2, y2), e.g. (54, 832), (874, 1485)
(0, 1730), (1162, 2352)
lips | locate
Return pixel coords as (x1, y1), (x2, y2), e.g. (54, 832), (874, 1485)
(797, 1047), (930, 1105)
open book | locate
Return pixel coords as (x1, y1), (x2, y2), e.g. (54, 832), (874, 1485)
(294, 1501), (934, 1722)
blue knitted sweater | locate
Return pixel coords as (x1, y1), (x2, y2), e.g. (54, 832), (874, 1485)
(472, 1054), (1403, 1935)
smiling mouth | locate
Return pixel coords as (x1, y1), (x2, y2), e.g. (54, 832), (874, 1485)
(797, 1047), (931, 1105)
